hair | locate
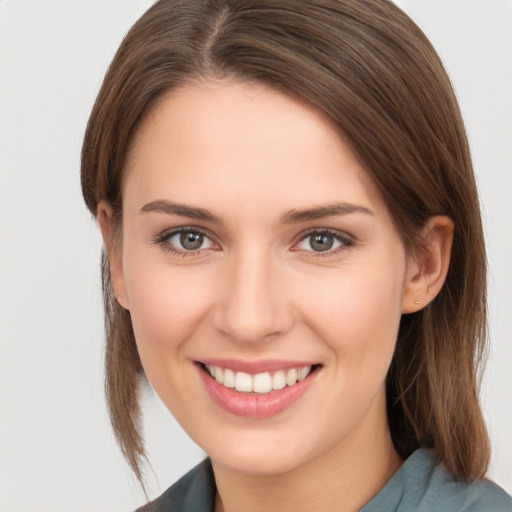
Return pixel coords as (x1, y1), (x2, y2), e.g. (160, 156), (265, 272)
(81, 0), (490, 484)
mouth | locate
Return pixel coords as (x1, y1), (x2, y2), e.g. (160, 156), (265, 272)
(196, 360), (322, 418)
(201, 362), (319, 394)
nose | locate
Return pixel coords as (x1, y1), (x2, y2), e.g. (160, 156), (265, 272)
(212, 247), (293, 345)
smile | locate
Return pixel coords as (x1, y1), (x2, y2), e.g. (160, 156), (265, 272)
(204, 364), (313, 394)
(197, 360), (321, 418)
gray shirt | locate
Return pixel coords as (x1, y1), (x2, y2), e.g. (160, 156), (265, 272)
(137, 448), (512, 511)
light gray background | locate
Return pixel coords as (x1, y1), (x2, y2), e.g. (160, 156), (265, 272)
(0, 1), (510, 511)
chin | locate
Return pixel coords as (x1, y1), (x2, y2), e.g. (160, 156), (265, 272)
(196, 423), (319, 477)
(211, 446), (306, 477)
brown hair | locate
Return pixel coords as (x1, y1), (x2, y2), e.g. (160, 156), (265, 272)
(81, 0), (489, 484)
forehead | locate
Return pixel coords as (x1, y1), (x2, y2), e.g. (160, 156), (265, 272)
(122, 79), (385, 217)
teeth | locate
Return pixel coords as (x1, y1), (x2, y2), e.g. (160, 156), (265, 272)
(235, 371), (253, 392)
(223, 368), (235, 388)
(253, 372), (272, 393)
(298, 366), (310, 381)
(272, 371), (286, 390)
(286, 368), (298, 386)
(204, 364), (313, 394)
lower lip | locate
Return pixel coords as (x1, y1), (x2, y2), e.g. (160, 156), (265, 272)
(196, 364), (318, 418)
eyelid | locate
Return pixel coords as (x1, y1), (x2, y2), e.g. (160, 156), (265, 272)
(152, 225), (220, 256)
(291, 227), (355, 256)
(152, 225), (354, 258)
(159, 225), (214, 241)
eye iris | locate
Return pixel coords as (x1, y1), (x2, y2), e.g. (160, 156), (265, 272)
(309, 233), (334, 252)
(180, 231), (204, 250)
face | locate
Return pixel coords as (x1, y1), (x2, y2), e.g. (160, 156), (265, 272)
(111, 80), (415, 476)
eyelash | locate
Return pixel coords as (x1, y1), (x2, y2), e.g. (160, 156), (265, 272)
(152, 227), (355, 258)
(293, 228), (355, 258)
(152, 227), (218, 258)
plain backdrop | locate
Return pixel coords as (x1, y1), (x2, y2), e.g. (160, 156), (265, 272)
(0, 1), (510, 511)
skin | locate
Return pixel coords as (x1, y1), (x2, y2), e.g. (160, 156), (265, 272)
(99, 79), (453, 512)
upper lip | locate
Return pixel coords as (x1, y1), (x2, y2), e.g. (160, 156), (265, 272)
(197, 358), (319, 374)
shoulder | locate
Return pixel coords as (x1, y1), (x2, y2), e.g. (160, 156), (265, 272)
(362, 449), (512, 512)
(135, 459), (216, 512)
(459, 478), (512, 512)
(422, 450), (511, 512)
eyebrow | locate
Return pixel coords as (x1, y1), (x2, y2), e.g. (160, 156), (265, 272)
(140, 199), (374, 224)
(280, 202), (374, 224)
(140, 200), (222, 223)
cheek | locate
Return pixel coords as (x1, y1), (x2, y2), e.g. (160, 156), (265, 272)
(291, 260), (406, 435)
(299, 259), (405, 370)
(123, 255), (215, 379)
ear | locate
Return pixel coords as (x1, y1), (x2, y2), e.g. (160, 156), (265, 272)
(97, 200), (129, 310)
(402, 215), (454, 314)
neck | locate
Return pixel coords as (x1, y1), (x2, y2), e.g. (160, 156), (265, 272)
(212, 402), (402, 512)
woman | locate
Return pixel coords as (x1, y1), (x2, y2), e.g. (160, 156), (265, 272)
(81, 0), (512, 510)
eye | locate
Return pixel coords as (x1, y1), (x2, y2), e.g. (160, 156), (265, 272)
(171, 230), (211, 251)
(154, 227), (216, 255)
(295, 230), (353, 254)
